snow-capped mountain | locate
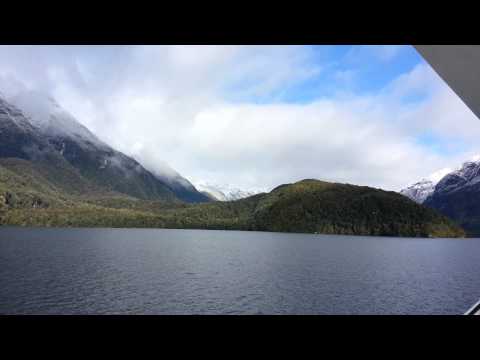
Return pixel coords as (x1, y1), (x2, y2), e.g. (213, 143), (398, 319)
(400, 157), (480, 234)
(423, 159), (480, 235)
(402, 158), (480, 203)
(0, 90), (210, 203)
(400, 167), (456, 204)
(195, 183), (263, 201)
(9, 90), (105, 149)
(400, 179), (436, 204)
(0, 96), (33, 132)
(0, 96), (49, 160)
(433, 159), (480, 195)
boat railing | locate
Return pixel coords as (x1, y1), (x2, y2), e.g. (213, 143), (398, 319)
(464, 299), (480, 315)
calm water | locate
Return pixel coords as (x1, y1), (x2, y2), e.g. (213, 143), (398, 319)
(1, 227), (480, 315)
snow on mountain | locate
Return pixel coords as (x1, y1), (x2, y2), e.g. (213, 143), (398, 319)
(401, 157), (480, 203)
(400, 179), (436, 204)
(195, 183), (264, 201)
(7, 90), (107, 149)
(423, 157), (480, 235)
(0, 88), (210, 202)
(434, 159), (480, 195)
(0, 96), (35, 132)
(6, 90), (208, 200)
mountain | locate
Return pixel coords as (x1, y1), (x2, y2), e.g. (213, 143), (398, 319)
(0, 96), (51, 160)
(0, 91), (465, 237)
(240, 179), (463, 237)
(155, 172), (212, 203)
(195, 183), (263, 201)
(431, 160), (480, 195)
(400, 179), (436, 204)
(1, 175), (464, 237)
(0, 91), (210, 203)
(424, 160), (480, 235)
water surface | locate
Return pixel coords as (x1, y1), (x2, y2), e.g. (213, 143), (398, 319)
(1, 227), (479, 314)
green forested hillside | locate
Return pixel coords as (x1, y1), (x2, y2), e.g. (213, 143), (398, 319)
(247, 180), (464, 237)
(0, 162), (465, 238)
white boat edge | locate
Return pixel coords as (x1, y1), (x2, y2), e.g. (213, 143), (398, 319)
(464, 299), (480, 315)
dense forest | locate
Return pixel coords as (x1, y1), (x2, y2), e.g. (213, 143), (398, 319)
(0, 160), (465, 237)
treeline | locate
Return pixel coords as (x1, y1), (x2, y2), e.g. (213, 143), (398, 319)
(0, 174), (466, 237)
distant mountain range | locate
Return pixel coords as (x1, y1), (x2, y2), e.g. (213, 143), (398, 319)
(401, 159), (480, 235)
(195, 183), (263, 201)
(0, 90), (465, 237)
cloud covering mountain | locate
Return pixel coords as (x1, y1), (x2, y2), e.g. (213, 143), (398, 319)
(1, 45), (480, 193)
(0, 90), (210, 203)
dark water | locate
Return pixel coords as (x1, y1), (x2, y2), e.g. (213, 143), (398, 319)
(1, 227), (480, 315)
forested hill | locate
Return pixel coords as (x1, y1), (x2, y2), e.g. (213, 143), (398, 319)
(0, 171), (465, 238)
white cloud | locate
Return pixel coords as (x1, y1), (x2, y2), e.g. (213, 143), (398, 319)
(346, 45), (406, 64)
(375, 45), (405, 62)
(1, 45), (479, 193)
(428, 168), (453, 183)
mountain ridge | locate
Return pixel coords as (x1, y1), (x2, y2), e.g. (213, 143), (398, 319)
(0, 170), (465, 237)
(400, 179), (436, 204)
(401, 158), (480, 235)
(424, 160), (480, 235)
(0, 91), (465, 237)
(0, 92), (210, 204)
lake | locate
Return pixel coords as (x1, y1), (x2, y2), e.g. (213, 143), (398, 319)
(1, 227), (479, 315)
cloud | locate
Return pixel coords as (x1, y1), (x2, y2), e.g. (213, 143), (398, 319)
(346, 45), (406, 63)
(428, 168), (453, 183)
(375, 45), (405, 62)
(175, 88), (475, 191)
(1, 45), (479, 193)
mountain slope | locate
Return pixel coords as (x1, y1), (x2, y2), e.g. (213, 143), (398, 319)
(400, 179), (435, 204)
(424, 160), (480, 235)
(0, 97), (50, 160)
(0, 92), (466, 237)
(1, 178), (464, 237)
(1, 92), (209, 203)
(244, 180), (463, 237)
(153, 170), (211, 203)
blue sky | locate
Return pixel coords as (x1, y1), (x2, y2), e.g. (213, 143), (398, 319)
(0, 45), (479, 191)
(225, 45), (425, 104)
(221, 45), (468, 160)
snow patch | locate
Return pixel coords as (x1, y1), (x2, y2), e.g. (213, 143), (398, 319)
(195, 182), (264, 201)
(403, 157), (480, 200)
(5, 90), (107, 149)
(400, 179), (435, 203)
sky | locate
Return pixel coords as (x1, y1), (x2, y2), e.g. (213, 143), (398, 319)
(0, 45), (479, 192)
